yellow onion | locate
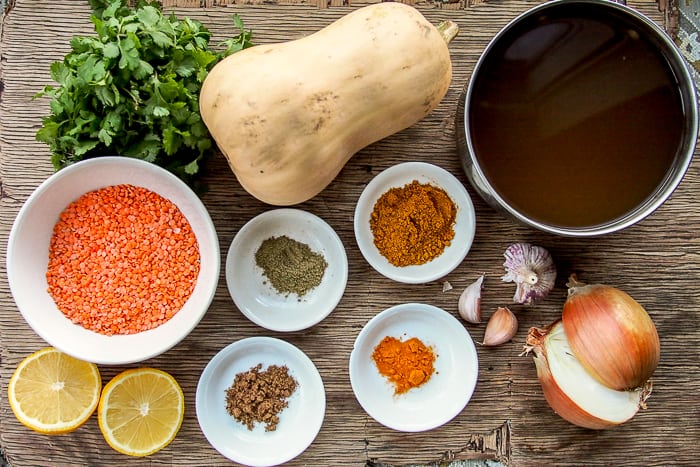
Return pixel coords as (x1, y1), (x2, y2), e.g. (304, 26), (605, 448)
(525, 321), (651, 429)
(562, 275), (660, 390)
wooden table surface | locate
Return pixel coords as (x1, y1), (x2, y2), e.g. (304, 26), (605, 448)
(1, 1), (698, 465)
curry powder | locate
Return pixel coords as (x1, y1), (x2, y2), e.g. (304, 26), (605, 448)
(370, 180), (457, 267)
(372, 335), (436, 394)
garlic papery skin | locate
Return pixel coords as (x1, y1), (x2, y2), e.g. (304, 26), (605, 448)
(458, 275), (483, 323)
(502, 243), (556, 305)
(482, 306), (518, 346)
(562, 275), (660, 390)
(525, 321), (650, 430)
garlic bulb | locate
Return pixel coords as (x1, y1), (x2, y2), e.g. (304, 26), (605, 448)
(524, 321), (651, 429)
(502, 243), (556, 305)
(482, 306), (518, 346)
(458, 275), (483, 323)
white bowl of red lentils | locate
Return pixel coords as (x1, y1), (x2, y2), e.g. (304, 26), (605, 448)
(7, 157), (220, 365)
(354, 162), (476, 284)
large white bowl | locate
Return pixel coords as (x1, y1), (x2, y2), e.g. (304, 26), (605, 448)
(226, 209), (348, 332)
(349, 303), (478, 432)
(354, 162), (476, 284)
(196, 337), (325, 466)
(6, 157), (220, 365)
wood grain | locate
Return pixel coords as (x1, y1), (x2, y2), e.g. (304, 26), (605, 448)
(1, 1), (698, 466)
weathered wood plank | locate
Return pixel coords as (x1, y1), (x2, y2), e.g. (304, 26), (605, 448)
(1, 0), (697, 466)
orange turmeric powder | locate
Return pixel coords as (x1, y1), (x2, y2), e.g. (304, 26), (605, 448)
(371, 336), (436, 394)
(370, 180), (456, 267)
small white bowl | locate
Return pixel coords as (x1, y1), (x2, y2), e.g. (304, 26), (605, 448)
(354, 162), (476, 284)
(226, 209), (348, 332)
(196, 337), (326, 466)
(6, 157), (220, 365)
(349, 303), (478, 432)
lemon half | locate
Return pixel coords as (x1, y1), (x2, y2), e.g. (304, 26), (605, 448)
(8, 347), (101, 434)
(97, 367), (184, 457)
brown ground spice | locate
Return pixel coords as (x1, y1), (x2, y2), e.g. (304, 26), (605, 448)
(225, 363), (298, 431)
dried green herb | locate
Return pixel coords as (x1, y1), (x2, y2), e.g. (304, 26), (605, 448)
(35, 0), (253, 190)
(255, 236), (328, 297)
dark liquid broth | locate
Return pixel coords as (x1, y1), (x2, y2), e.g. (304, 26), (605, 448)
(468, 4), (685, 228)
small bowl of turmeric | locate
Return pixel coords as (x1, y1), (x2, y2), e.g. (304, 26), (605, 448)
(349, 302), (479, 432)
(354, 162), (476, 284)
(7, 157), (220, 365)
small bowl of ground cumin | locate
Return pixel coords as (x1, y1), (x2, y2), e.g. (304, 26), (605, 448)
(7, 157), (220, 365)
(196, 336), (325, 465)
(226, 208), (348, 332)
(354, 162), (477, 284)
(349, 303), (479, 432)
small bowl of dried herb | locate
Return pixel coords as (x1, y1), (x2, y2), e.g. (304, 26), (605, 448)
(354, 162), (476, 284)
(226, 208), (348, 332)
(196, 336), (325, 466)
(349, 303), (479, 432)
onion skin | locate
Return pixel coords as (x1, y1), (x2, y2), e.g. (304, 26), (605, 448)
(562, 277), (660, 390)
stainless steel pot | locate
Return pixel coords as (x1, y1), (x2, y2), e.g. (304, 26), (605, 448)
(456, 0), (698, 237)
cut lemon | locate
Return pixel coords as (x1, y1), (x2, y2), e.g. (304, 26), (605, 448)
(98, 367), (184, 457)
(8, 347), (101, 434)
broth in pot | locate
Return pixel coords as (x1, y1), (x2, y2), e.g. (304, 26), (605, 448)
(460, 0), (697, 235)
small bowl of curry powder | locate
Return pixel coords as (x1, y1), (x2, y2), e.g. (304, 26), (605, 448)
(354, 162), (476, 284)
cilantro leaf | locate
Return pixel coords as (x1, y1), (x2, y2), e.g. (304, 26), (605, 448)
(136, 5), (161, 28)
(103, 42), (120, 58)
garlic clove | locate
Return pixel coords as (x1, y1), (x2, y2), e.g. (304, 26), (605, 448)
(458, 275), (483, 323)
(502, 243), (556, 305)
(482, 306), (518, 346)
(523, 321), (650, 429)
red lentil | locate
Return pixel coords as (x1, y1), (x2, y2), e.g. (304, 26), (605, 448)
(46, 184), (200, 335)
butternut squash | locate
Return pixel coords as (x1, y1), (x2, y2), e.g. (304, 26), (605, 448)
(200, 2), (457, 205)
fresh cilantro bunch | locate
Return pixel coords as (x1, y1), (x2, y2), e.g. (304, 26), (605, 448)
(35, 0), (253, 188)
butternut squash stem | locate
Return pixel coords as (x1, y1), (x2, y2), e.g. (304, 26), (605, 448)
(437, 20), (459, 44)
